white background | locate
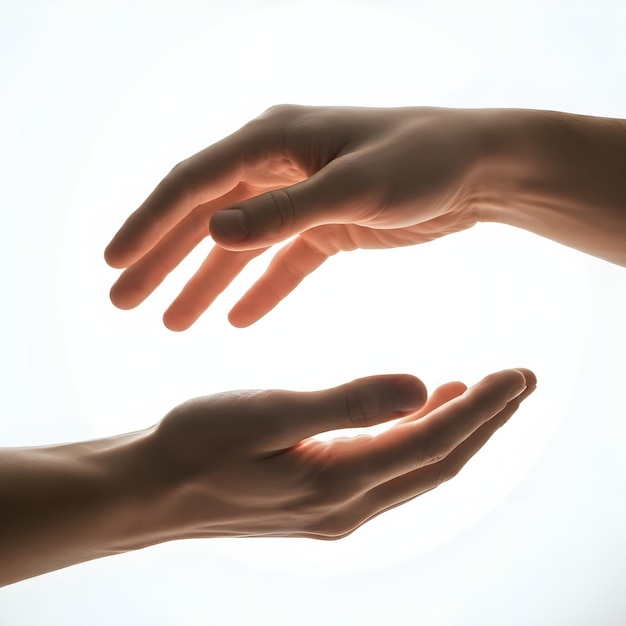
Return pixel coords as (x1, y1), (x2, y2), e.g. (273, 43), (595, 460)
(0, 1), (625, 624)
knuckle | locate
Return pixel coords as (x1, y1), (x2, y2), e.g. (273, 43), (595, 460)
(188, 206), (211, 245)
(311, 511), (357, 541)
(245, 105), (302, 146)
(149, 246), (174, 273)
(267, 189), (297, 233)
(429, 447), (450, 465)
(277, 252), (308, 284)
(261, 103), (301, 119)
(281, 261), (305, 285)
(344, 383), (391, 428)
(433, 457), (465, 486)
(168, 160), (200, 206)
(412, 430), (451, 468)
(296, 465), (367, 540)
(331, 153), (370, 186)
(300, 233), (331, 258)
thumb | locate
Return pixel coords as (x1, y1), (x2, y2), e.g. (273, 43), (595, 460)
(209, 158), (370, 250)
(254, 374), (428, 452)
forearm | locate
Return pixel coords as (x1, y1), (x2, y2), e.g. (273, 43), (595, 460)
(0, 429), (163, 586)
(476, 109), (626, 265)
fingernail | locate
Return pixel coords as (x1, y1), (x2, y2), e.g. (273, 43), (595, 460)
(211, 209), (248, 244)
(390, 379), (426, 413)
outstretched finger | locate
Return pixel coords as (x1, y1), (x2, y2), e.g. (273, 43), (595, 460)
(361, 374), (537, 519)
(228, 236), (330, 328)
(227, 223), (374, 327)
(109, 184), (255, 311)
(344, 369), (532, 489)
(163, 245), (268, 331)
(104, 125), (268, 269)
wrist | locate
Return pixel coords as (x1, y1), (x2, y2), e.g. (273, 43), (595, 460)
(473, 108), (626, 264)
(471, 108), (552, 226)
(0, 428), (170, 585)
(91, 426), (175, 552)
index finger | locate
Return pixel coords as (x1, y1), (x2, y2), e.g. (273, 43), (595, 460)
(104, 125), (259, 269)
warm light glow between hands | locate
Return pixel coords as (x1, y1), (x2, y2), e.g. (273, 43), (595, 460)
(53, 0), (592, 574)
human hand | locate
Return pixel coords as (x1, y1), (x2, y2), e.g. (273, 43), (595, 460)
(105, 106), (492, 329)
(0, 367), (535, 585)
(141, 368), (535, 542)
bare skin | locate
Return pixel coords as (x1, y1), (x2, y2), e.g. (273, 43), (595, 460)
(104, 106), (626, 330)
(5, 105), (623, 586)
(1, 369), (536, 586)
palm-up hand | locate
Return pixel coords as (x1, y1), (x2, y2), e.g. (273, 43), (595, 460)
(146, 369), (535, 540)
(105, 106), (488, 329)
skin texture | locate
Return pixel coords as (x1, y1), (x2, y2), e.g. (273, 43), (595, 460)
(4, 106), (623, 586)
(104, 105), (626, 330)
(0, 368), (536, 586)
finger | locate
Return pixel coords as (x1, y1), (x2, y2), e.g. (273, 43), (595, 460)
(109, 184), (255, 310)
(104, 125), (266, 269)
(345, 369), (532, 488)
(395, 381), (467, 426)
(228, 236), (330, 328)
(248, 374), (428, 452)
(163, 245), (267, 331)
(209, 155), (377, 250)
(228, 223), (377, 327)
(361, 374), (537, 518)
